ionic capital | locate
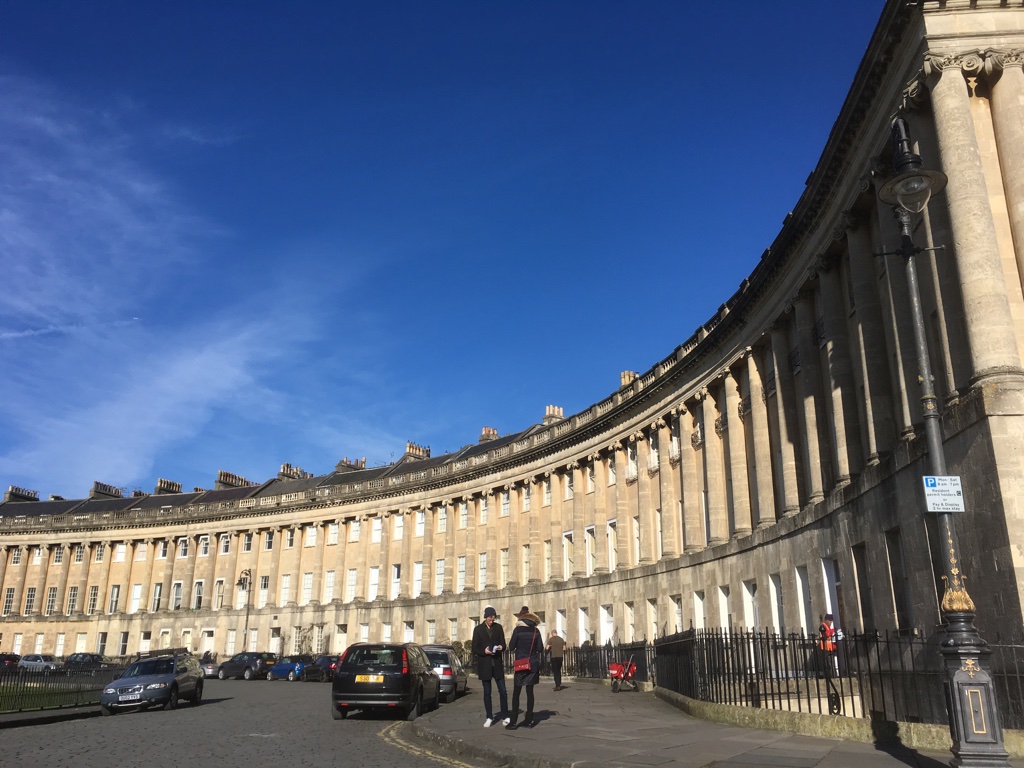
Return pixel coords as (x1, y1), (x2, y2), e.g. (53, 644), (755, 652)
(985, 49), (1024, 82)
(924, 50), (985, 90)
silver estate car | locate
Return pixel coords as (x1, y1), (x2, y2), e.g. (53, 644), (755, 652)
(99, 653), (203, 714)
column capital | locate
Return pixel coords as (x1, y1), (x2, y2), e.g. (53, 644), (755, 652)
(984, 48), (1024, 86)
(924, 50), (985, 89)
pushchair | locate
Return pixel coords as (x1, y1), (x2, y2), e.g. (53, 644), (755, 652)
(609, 656), (638, 692)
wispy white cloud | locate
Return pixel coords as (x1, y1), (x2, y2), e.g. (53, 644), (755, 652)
(0, 76), (312, 497)
(161, 123), (240, 147)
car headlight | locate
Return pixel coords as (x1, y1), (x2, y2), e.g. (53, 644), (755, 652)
(146, 682), (168, 689)
(103, 688), (115, 694)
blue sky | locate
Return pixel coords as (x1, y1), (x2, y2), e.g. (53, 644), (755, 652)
(0, 1), (885, 500)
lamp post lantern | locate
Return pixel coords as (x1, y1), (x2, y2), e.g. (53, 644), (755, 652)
(879, 117), (1009, 768)
(236, 569), (252, 651)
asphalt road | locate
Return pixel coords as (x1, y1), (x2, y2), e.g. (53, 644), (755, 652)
(2, 677), (486, 768)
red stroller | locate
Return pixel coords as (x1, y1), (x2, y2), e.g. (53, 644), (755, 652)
(609, 656), (638, 692)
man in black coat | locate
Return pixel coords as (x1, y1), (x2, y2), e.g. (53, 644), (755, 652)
(471, 606), (510, 727)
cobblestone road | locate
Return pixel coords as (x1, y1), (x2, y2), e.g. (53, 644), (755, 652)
(2, 677), (485, 768)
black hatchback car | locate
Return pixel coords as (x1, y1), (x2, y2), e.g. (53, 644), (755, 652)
(63, 652), (116, 675)
(0, 653), (19, 674)
(217, 651), (278, 680)
(331, 643), (440, 721)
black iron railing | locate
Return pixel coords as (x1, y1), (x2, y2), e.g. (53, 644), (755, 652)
(564, 641), (656, 685)
(652, 628), (1024, 729)
(0, 666), (127, 713)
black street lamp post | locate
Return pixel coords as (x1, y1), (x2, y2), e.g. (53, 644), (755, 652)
(879, 118), (1010, 768)
(236, 569), (252, 651)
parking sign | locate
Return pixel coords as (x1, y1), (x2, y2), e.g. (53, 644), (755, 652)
(922, 475), (965, 513)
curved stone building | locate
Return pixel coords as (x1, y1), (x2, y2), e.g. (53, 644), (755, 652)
(3, 0), (1024, 660)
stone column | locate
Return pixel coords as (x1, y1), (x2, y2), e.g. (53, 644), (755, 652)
(482, 496), (498, 589)
(400, 511), (414, 598)
(612, 446), (630, 568)
(526, 482), (542, 583)
(32, 545), (51, 615)
(145, 539), (162, 612)
(11, 548), (31, 614)
(634, 435), (657, 565)
(723, 367), (752, 537)
(52, 545), (71, 615)
(844, 215), (896, 460)
(659, 417), (682, 557)
(202, 533), (218, 609)
(569, 465), (586, 575)
(769, 321), (802, 514)
(0, 546), (7, 607)
(926, 52), (1024, 383)
(989, 50), (1024, 299)
(817, 258), (862, 483)
(747, 346), (777, 527)
(307, 523), (325, 604)
(97, 541), (115, 614)
(793, 290), (827, 502)
(701, 389), (729, 545)
(443, 502), (457, 593)
(591, 456), (610, 572)
(681, 405), (705, 552)
(503, 489), (520, 585)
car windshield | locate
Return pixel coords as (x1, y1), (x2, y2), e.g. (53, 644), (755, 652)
(123, 658), (174, 677)
(258, 653), (276, 660)
(343, 646), (401, 669)
(426, 651), (449, 665)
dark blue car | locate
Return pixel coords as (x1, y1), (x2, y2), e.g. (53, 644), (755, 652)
(266, 654), (319, 681)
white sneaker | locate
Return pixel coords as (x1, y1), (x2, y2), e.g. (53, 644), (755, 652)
(483, 718), (493, 728)
(502, 717), (511, 726)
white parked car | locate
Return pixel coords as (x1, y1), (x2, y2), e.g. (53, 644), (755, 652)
(18, 654), (62, 672)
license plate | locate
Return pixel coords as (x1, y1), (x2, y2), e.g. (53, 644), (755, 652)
(118, 694), (141, 702)
(355, 674), (383, 683)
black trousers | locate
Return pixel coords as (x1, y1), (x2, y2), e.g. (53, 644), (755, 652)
(511, 683), (535, 722)
(550, 657), (563, 687)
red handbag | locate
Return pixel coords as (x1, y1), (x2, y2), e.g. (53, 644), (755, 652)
(513, 630), (536, 672)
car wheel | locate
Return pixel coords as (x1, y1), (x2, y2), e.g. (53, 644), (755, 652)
(163, 686), (179, 711)
(100, 704), (113, 717)
(445, 687), (457, 704)
(287, 670), (297, 682)
(318, 670), (328, 683)
(218, 669), (226, 680)
(243, 668), (253, 681)
(193, 681), (203, 705)
(406, 690), (422, 721)
(267, 671), (274, 681)
(432, 686), (441, 711)
(331, 702), (346, 720)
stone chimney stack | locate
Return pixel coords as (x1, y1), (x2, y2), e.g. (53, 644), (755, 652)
(479, 426), (499, 443)
(620, 370), (638, 387)
(4, 485), (39, 502)
(542, 404), (565, 426)
(403, 442), (431, 460)
(155, 478), (182, 495)
(215, 470), (256, 490)
(279, 463), (314, 480)
(89, 481), (123, 500)
(335, 457), (367, 473)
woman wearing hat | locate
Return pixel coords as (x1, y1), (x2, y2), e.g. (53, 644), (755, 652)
(505, 605), (543, 729)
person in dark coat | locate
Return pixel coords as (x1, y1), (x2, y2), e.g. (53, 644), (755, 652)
(505, 605), (543, 729)
(471, 606), (509, 727)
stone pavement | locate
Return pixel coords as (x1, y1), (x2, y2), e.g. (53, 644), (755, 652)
(412, 679), (1024, 768)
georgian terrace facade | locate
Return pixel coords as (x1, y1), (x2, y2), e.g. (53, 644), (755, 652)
(3, 0), (1024, 660)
